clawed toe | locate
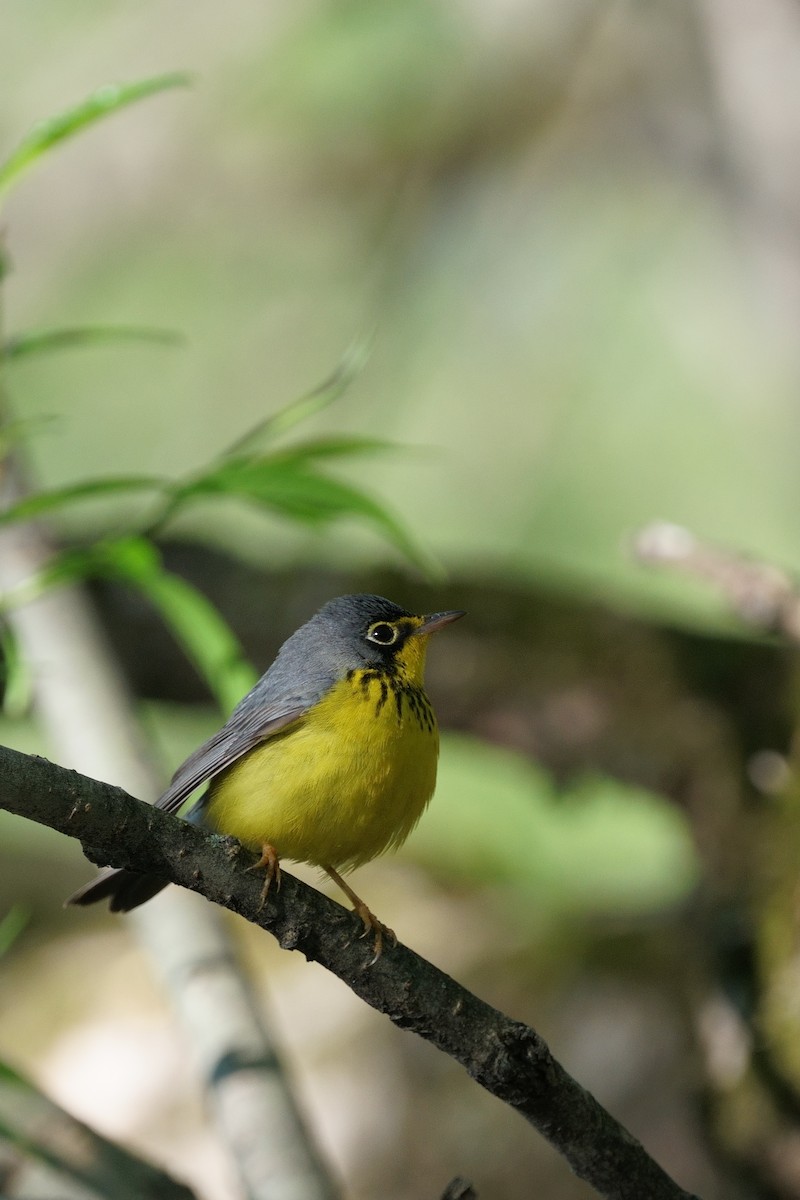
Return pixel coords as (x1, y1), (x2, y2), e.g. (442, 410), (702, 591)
(247, 843), (281, 909)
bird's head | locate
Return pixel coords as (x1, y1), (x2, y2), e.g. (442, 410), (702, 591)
(312, 594), (465, 686)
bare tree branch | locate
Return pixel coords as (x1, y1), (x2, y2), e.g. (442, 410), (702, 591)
(633, 521), (800, 640)
(0, 743), (702, 1200)
(0, 452), (338, 1200)
(0, 1057), (196, 1200)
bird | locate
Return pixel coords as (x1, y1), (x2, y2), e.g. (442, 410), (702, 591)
(66, 593), (464, 957)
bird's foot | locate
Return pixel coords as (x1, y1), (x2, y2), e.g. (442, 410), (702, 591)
(354, 901), (397, 965)
(248, 843), (281, 909)
(323, 864), (396, 964)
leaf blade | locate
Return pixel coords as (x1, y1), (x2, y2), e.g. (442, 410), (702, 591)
(0, 477), (166, 528)
(136, 570), (257, 714)
(4, 326), (183, 361)
(179, 458), (438, 575)
(222, 330), (374, 458)
(0, 73), (192, 200)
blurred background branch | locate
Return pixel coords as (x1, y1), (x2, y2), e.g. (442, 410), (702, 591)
(0, 78), (342, 1200)
(0, 1055), (196, 1200)
(0, 741), (702, 1200)
(4, 1), (800, 1197)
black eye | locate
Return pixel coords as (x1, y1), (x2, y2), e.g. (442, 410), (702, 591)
(367, 622), (398, 646)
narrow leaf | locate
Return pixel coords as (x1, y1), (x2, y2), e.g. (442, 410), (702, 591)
(0, 1058), (25, 1086)
(4, 326), (183, 361)
(0, 906), (29, 959)
(223, 330), (374, 458)
(266, 436), (397, 466)
(6, 536), (256, 709)
(183, 459), (436, 574)
(127, 566), (257, 713)
(0, 623), (31, 718)
(0, 73), (192, 200)
(0, 477), (165, 528)
(0, 547), (104, 613)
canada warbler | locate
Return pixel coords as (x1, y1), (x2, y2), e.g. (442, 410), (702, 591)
(67, 594), (464, 956)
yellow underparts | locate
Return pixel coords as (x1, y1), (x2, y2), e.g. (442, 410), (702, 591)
(204, 654), (439, 872)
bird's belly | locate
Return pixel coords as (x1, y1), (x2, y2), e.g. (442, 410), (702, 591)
(203, 674), (439, 870)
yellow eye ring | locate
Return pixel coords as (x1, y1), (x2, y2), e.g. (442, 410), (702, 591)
(366, 621), (399, 646)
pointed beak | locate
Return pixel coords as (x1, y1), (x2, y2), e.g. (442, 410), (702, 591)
(414, 609), (466, 636)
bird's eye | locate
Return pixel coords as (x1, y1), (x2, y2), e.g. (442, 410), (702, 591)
(367, 621), (399, 646)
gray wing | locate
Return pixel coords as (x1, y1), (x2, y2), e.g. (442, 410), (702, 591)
(157, 607), (343, 815)
(156, 698), (309, 815)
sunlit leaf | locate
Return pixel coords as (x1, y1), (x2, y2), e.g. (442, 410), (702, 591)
(0, 73), (191, 201)
(95, 534), (161, 579)
(92, 537), (256, 712)
(0, 547), (102, 612)
(5, 536), (255, 710)
(0, 906), (29, 958)
(136, 571), (256, 713)
(177, 457), (435, 573)
(0, 623), (31, 718)
(223, 330), (374, 458)
(0, 477), (166, 528)
(266, 436), (398, 465)
(4, 326), (183, 360)
(0, 540), (151, 613)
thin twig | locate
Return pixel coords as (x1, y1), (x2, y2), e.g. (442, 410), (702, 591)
(633, 521), (800, 641)
(0, 744), (702, 1200)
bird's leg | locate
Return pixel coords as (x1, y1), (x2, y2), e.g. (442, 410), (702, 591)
(323, 864), (396, 963)
(247, 842), (281, 908)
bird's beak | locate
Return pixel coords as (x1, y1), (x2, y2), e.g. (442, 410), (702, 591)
(414, 609), (466, 636)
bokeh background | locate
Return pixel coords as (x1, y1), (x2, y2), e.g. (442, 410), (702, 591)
(3, 2), (800, 1197)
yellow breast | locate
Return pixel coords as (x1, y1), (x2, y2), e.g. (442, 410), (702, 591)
(204, 669), (439, 871)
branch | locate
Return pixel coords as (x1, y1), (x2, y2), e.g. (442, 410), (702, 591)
(0, 1057), (195, 1200)
(633, 521), (800, 641)
(1, 744), (701, 1200)
(0, 453), (337, 1199)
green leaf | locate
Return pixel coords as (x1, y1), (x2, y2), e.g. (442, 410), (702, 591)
(0, 547), (102, 613)
(223, 330), (374, 458)
(0, 906), (29, 959)
(0, 73), (192, 201)
(136, 571), (257, 713)
(90, 537), (256, 712)
(0, 1057), (25, 1085)
(0, 623), (31, 718)
(0, 540), (153, 616)
(4, 326), (183, 360)
(266, 435), (399, 466)
(94, 534), (161, 580)
(411, 735), (699, 916)
(182, 458), (436, 573)
(0, 477), (166, 528)
(7, 536), (256, 710)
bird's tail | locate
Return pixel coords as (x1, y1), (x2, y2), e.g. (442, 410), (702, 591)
(65, 868), (170, 912)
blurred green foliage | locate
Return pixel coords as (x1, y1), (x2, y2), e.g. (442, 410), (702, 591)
(0, 10), (781, 1192)
(0, 14), (715, 930)
(413, 734), (698, 915)
(1, 1), (796, 639)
